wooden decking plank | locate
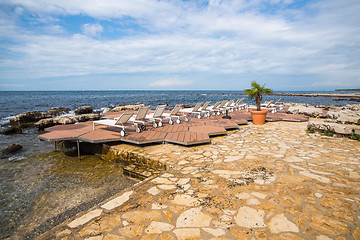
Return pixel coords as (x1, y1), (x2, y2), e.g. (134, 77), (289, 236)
(183, 132), (191, 143)
(172, 132), (180, 141)
(144, 130), (156, 140)
(178, 131), (186, 143)
(151, 131), (162, 140)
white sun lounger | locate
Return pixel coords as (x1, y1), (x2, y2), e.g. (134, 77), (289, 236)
(92, 112), (134, 137)
(224, 99), (235, 112)
(267, 98), (284, 110)
(145, 104), (167, 128)
(163, 104), (189, 124)
(208, 101), (222, 115)
(212, 100), (228, 115)
(128, 105), (150, 132)
(180, 102), (203, 119)
(199, 101), (211, 117)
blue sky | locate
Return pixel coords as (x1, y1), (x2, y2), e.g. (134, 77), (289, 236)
(0, 0), (359, 91)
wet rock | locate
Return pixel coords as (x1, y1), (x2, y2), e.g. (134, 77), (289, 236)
(10, 110), (50, 126)
(1, 144), (23, 157)
(0, 126), (22, 135)
(35, 118), (55, 130)
(75, 106), (93, 115)
(47, 107), (70, 116)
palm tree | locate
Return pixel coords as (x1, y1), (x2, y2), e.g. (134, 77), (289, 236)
(244, 81), (273, 111)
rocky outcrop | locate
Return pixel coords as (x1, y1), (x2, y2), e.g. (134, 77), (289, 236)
(10, 111), (50, 126)
(308, 120), (360, 136)
(287, 105), (325, 117)
(1, 144), (23, 158)
(285, 103), (360, 139)
(105, 103), (145, 112)
(9, 106), (96, 128)
(47, 107), (70, 116)
(326, 110), (360, 124)
(74, 106), (93, 115)
(36, 113), (101, 130)
(0, 126), (22, 135)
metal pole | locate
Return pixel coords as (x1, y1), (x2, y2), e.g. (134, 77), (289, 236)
(77, 140), (80, 160)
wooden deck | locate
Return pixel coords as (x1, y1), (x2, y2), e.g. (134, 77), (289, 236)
(39, 109), (308, 146)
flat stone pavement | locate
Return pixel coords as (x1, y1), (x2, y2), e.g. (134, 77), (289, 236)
(41, 121), (360, 240)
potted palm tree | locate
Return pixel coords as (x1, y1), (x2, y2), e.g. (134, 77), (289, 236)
(244, 81), (273, 125)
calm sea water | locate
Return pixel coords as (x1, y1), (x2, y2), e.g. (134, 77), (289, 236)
(0, 90), (358, 239)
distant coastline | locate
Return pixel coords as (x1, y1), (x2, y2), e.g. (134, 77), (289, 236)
(272, 93), (360, 98)
(335, 88), (360, 92)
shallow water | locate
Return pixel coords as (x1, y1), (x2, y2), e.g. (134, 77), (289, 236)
(0, 149), (137, 239)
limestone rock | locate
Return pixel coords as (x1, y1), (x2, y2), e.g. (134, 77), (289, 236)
(35, 118), (55, 130)
(145, 221), (174, 234)
(57, 116), (77, 125)
(176, 207), (212, 227)
(171, 194), (198, 206)
(173, 228), (201, 240)
(287, 106), (324, 117)
(122, 210), (163, 224)
(308, 120), (360, 135)
(75, 106), (93, 115)
(234, 206), (266, 228)
(10, 110), (49, 126)
(47, 107), (70, 116)
(102, 108), (112, 113)
(111, 104), (145, 112)
(118, 225), (143, 238)
(68, 209), (103, 228)
(101, 191), (133, 210)
(268, 214), (299, 234)
(309, 213), (349, 235)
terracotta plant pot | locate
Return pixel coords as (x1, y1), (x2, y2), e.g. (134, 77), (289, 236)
(250, 109), (268, 125)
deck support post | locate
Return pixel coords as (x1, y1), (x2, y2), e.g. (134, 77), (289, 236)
(54, 141), (57, 150)
(77, 140), (81, 160)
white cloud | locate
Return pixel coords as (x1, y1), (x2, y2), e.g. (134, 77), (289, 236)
(149, 78), (193, 87)
(1, 0), (360, 89)
(82, 23), (103, 37)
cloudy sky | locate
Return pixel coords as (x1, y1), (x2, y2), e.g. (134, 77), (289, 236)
(0, 0), (359, 91)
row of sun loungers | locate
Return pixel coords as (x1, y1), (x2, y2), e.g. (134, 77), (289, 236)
(92, 99), (249, 136)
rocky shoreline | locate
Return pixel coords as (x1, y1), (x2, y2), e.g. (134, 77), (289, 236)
(284, 103), (360, 139)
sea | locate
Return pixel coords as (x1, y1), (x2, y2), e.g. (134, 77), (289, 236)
(0, 90), (358, 239)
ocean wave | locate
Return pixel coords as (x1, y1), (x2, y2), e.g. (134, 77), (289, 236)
(0, 115), (15, 126)
(8, 155), (26, 162)
(57, 110), (75, 118)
